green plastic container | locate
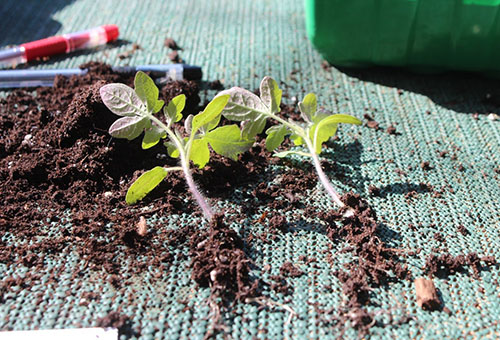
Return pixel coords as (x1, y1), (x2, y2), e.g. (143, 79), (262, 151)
(305, 0), (500, 73)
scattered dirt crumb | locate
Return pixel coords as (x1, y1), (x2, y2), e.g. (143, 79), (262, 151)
(457, 225), (469, 236)
(279, 262), (304, 278)
(168, 51), (182, 63)
(164, 37), (182, 50)
(368, 185), (380, 196)
(386, 125), (398, 135)
(364, 114), (380, 130)
(438, 150), (448, 158)
(395, 168), (407, 176)
(420, 161), (432, 171)
(424, 253), (496, 279)
(117, 43), (141, 59)
(209, 80), (224, 90)
(269, 275), (293, 295)
(96, 311), (134, 337)
(404, 191), (418, 200)
(321, 60), (331, 70)
(434, 233), (445, 243)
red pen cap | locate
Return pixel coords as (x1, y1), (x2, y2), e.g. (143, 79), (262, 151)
(103, 25), (119, 42)
(20, 25), (120, 61)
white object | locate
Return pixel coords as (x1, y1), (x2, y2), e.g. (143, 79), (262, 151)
(0, 328), (117, 340)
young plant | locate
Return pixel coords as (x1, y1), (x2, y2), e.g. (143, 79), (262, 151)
(218, 77), (362, 211)
(99, 72), (253, 220)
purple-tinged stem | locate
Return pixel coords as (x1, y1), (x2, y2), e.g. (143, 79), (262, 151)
(305, 139), (346, 209)
(182, 161), (214, 220)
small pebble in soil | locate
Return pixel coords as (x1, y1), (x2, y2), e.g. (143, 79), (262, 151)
(136, 216), (147, 237)
(487, 113), (499, 121)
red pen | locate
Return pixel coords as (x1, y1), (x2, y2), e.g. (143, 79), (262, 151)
(0, 25), (119, 68)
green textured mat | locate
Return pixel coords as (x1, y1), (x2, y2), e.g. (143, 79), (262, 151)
(1, 1), (500, 339)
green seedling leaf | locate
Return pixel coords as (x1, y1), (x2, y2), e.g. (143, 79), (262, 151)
(153, 100), (165, 113)
(206, 113), (222, 132)
(205, 125), (254, 160)
(290, 133), (304, 146)
(192, 95), (230, 132)
(126, 166), (168, 204)
(190, 138), (210, 168)
(259, 76), (282, 114)
(218, 86), (276, 138)
(109, 116), (149, 140)
(200, 114), (221, 134)
(165, 141), (180, 158)
(142, 124), (166, 149)
(134, 71), (164, 113)
(310, 114), (362, 154)
(219, 88), (268, 121)
(240, 116), (266, 139)
(311, 110), (330, 123)
(310, 122), (337, 154)
(298, 93), (317, 122)
(100, 83), (147, 117)
(164, 94), (185, 123)
(265, 124), (289, 152)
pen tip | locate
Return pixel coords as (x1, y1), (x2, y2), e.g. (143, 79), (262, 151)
(103, 25), (119, 42)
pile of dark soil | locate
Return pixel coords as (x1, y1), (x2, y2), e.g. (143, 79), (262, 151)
(314, 193), (411, 334)
(189, 214), (259, 302)
(0, 62), (260, 308)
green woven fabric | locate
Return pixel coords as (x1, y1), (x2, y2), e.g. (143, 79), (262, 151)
(1, 1), (500, 339)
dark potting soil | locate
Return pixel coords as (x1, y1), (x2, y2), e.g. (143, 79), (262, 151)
(189, 214), (259, 303)
(279, 262), (304, 278)
(208, 80), (224, 90)
(315, 193), (412, 335)
(0, 62), (260, 312)
(424, 253), (496, 279)
(0, 61), (494, 337)
(96, 311), (135, 337)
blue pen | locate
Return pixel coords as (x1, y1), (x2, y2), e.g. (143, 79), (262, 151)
(0, 64), (202, 89)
